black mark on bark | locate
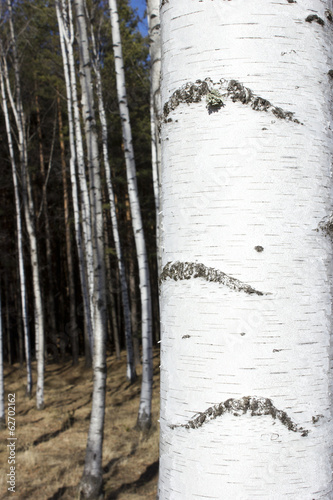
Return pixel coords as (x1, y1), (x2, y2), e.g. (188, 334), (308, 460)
(318, 215), (333, 235)
(163, 78), (302, 124)
(228, 80), (301, 123)
(254, 246), (264, 252)
(326, 10), (333, 21)
(169, 396), (309, 436)
(305, 14), (325, 26)
(328, 70), (333, 78)
(160, 261), (266, 296)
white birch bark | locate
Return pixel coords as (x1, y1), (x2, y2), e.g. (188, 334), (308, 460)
(0, 58), (32, 398)
(90, 22), (136, 383)
(56, 0), (93, 362)
(58, 0), (95, 357)
(108, 0), (153, 431)
(147, 0), (162, 274)
(5, 0), (45, 410)
(159, 1), (333, 498)
(0, 289), (4, 429)
(74, 1), (107, 497)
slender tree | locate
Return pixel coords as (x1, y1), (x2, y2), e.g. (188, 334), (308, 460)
(108, 0), (153, 431)
(147, 0), (161, 274)
(74, 0), (107, 496)
(35, 89), (57, 343)
(159, 1), (333, 498)
(56, 0), (93, 364)
(0, 56), (32, 397)
(2, 0), (45, 409)
(90, 17), (136, 382)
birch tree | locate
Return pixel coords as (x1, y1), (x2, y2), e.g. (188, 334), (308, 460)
(74, 1), (107, 497)
(56, 0), (93, 363)
(147, 0), (161, 274)
(108, 0), (153, 431)
(2, 0), (45, 409)
(90, 18), (136, 382)
(0, 57), (32, 397)
(159, 1), (333, 498)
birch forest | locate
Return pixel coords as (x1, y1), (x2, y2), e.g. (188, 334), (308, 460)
(0, 0), (159, 498)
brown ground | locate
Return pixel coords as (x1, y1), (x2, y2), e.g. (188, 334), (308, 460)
(0, 349), (160, 499)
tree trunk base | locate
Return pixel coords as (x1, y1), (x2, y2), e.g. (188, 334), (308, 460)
(78, 473), (103, 500)
(135, 411), (152, 432)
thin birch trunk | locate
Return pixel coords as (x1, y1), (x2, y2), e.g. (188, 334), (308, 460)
(57, 0), (95, 358)
(5, 2), (44, 408)
(90, 21), (136, 382)
(0, 58), (32, 397)
(74, 1), (107, 496)
(56, 0), (93, 366)
(35, 89), (57, 341)
(108, 0), (153, 431)
(147, 0), (161, 276)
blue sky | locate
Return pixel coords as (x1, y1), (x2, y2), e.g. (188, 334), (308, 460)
(130, 0), (148, 35)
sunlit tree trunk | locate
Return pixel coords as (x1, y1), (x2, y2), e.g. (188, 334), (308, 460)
(108, 0), (153, 431)
(90, 21), (136, 382)
(147, 0), (161, 275)
(0, 59), (32, 397)
(74, 0), (107, 497)
(35, 89), (57, 344)
(4, 0), (44, 409)
(56, 0), (93, 365)
(159, 1), (333, 498)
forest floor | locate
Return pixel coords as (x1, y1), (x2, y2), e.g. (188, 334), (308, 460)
(0, 348), (160, 499)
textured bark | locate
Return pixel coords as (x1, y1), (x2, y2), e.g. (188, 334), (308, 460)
(91, 24), (136, 382)
(159, 1), (333, 498)
(108, 0), (153, 431)
(74, 1), (107, 496)
(147, 0), (162, 275)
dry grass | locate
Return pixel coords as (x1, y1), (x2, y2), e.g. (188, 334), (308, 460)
(0, 349), (160, 499)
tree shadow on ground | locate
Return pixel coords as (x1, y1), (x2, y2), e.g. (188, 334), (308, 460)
(106, 459), (159, 499)
(32, 412), (75, 446)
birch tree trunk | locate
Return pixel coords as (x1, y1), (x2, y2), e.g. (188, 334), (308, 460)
(4, 0), (44, 409)
(35, 89), (57, 343)
(0, 59), (32, 397)
(147, 0), (161, 275)
(74, 1), (107, 497)
(159, 1), (333, 498)
(56, 0), (93, 365)
(90, 22), (136, 382)
(108, 0), (153, 431)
